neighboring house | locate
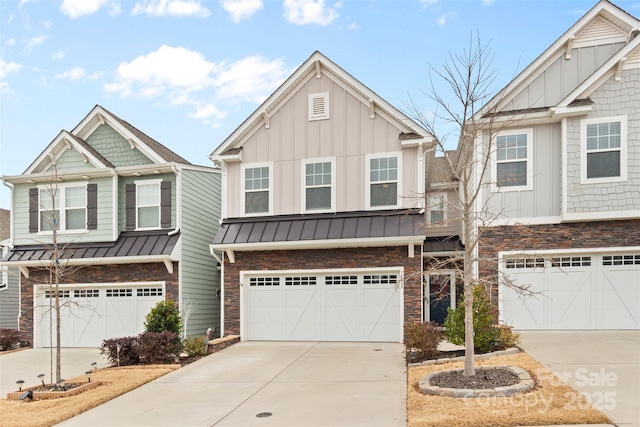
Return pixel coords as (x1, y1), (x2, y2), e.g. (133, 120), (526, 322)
(0, 105), (221, 348)
(0, 208), (19, 329)
(209, 51), (463, 343)
(470, 0), (640, 330)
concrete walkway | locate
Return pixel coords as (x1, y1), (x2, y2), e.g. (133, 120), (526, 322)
(57, 342), (406, 427)
(520, 331), (640, 427)
(0, 347), (109, 397)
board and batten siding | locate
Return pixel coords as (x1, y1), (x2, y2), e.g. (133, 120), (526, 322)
(11, 176), (114, 246)
(225, 68), (422, 217)
(565, 67), (640, 214)
(482, 123), (562, 220)
(506, 42), (625, 112)
(179, 168), (221, 337)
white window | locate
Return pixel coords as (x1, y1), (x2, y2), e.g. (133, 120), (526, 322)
(136, 180), (161, 229)
(366, 153), (402, 209)
(302, 158), (335, 212)
(39, 184), (87, 233)
(242, 163), (272, 215)
(581, 116), (627, 183)
(308, 93), (329, 121)
(427, 193), (446, 225)
(492, 129), (533, 191)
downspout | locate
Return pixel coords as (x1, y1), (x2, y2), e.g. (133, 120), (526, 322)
(209, 245), (224, 338)
(168, 164), (181, 236)
(110, 169), (118, 242)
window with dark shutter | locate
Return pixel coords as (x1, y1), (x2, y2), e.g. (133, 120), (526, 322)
(87, 184), (97, 229)
(125, 184), (136, 230)
(161, 181), (171, 228)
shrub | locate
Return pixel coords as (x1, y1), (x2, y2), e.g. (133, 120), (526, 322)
(183, 336), (206, 357)
(404, 322), (444, 362)
(144, 301), (181, 335)
(495, 324), (521, 350)
(100, 336), (140, 366)
(444, 284), (500, 353)
(138, 331), (183, 364)
(0, 328), (22, 351)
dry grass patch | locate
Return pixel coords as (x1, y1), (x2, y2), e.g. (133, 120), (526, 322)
(0, 365), (178, 427)
(408, 352), (611, 427)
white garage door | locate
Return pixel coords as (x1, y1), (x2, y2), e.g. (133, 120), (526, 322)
(36, 285), (164, 348)
(500, 253), (640, 329)
(244, 270), (403, 342)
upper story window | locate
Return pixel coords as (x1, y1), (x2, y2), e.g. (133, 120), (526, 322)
(242, 163), (272, 215)
(367, 153), (402, 209)
(492, 128), (533, 191)
(302, 158), (335, 212)
(125, 179), (171, 231)
(581, 116), (627, 183)
(308, 93), (330, 121)
(136, 180), (161, 229)
(427, 194), (446, 225)
(38, 184), (87, 233)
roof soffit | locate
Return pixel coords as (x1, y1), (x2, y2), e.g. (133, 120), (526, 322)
(71, 105), (175, 165)
(477, 0), (640, 121)
(23, 130), (114, 175)
(210, 51), (431, 160)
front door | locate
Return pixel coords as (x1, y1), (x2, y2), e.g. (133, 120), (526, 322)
(427, 273), (454, 324)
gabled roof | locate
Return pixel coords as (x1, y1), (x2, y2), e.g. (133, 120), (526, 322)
(22, 105), (191, 175)
(210, 51), (432, 159)
(477, 0), (640, 120)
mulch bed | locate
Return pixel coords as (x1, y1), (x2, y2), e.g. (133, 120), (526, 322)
(429, 367), (519, 389)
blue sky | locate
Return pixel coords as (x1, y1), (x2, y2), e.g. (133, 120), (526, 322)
(1, 0), (639, 209)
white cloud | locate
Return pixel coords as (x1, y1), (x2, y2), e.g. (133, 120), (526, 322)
(481, 0), (495, 6)
(420, 0), (438, 7)
(220, 0), (263, 23)
(214, 55), (290, 103)
(132, 0), (210, 17)
(26, 35), (47, 47)
(52, 50), (66, 60)
(61, 0), (111, 17)
(104, 46), (290, 126)
(346, 21), (359, 30)
(0, 59), (23, 94)
(437, 11), (456, 26)
(55, 67), (102, 80)
(283, 0), (339, 26)
(5, 38), (16, 47)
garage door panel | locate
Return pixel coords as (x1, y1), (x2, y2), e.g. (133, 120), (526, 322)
(284, 288), (320, 340)
(325, 288), (360, 341)
(72, 300), (103, 347)
(500, 272), (545, 329)
(362, 288), (401, 341)
(598, 269), (640, 329)
(246, 288), (282, 340)
(549, 271), (593, 329)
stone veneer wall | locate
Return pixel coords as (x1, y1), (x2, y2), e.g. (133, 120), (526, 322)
(478, 219), (640, 301)
(222, 246), (422, 336)
(19, 262), (179, 344)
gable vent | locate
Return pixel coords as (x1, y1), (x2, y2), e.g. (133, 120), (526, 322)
(308, 93), (330, 121)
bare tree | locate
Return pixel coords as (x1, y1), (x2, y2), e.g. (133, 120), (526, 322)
(407, 33), (533, 376)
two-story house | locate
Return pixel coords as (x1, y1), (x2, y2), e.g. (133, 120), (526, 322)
(209, 51), (464, 342)
(0, 105), (222, 347)
(471, 0), (640, 330)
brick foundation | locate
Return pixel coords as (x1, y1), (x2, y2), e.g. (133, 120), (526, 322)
(222, 246), (422, 337)
(19, 262), (179, 346)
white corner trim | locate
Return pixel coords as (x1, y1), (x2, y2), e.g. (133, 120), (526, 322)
(561, 209), (640, 222)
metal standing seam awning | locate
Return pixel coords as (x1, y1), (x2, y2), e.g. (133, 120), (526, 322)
(210, 210), (426, 263)
(0, 230), (180, 278)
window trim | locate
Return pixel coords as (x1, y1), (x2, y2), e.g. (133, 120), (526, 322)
(365, 152), (403, 210)
(580, 115), (627, 184)
(491, 128), (533, 192)
(135, 179), (162, 231)
(427, 193), (447, 226)
(301, 157), (336, 213)
(37, 183), (88, 235)
(241, 162), (274, 216)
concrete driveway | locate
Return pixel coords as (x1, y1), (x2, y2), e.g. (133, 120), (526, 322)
(520, 331), (640, 427)
(58, 342), (406, 427)
(0, 347), (109, 397)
